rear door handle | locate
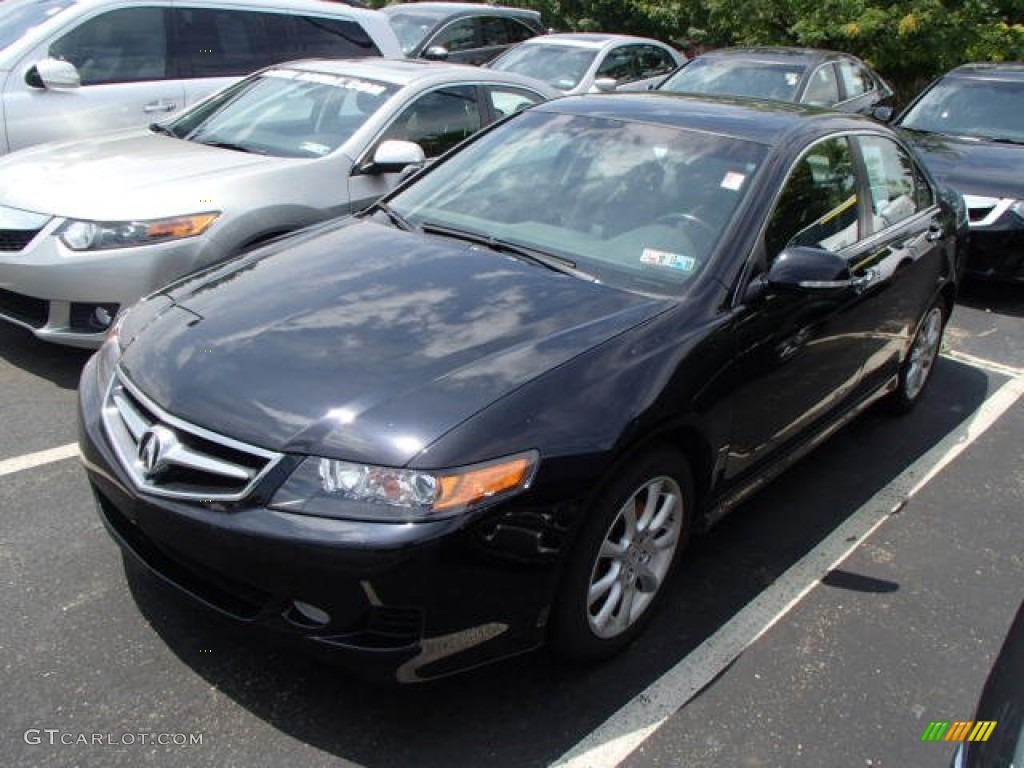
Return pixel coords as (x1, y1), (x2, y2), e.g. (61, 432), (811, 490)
(143, 100), (177, 114)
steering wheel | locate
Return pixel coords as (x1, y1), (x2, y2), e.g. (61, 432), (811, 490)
(653, 212), (718, 255)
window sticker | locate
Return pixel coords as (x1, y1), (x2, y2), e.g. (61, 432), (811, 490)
(641, 248), (696, 271)
(299, 142), (331, 156)
(785, 72), (799, 86)
(721, 171), (746, 191)
(264, 69), (388, 96)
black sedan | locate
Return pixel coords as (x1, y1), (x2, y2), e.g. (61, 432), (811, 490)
(78, 93), (966, 682)
(657, 46), (893, 116)
(895, 62), (1024, 282)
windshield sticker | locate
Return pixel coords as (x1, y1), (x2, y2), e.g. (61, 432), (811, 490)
(264, 69), (388, 96)
(299, 142), (331, 156)
(785, 72), (799, 86)
(721, 171), (746, 191)
(641, 248), (696, 272)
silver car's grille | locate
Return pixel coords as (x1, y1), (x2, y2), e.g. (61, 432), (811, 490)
(0, 228), (41, 251)
(101, 373), (282, 501)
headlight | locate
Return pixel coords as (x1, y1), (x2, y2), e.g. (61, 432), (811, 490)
(270, 450), (539, 522)
(57, 212), (219, 251)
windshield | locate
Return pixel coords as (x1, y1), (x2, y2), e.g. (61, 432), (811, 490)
(491, 44), (597, 91)
(0, 0), (73, 53)
(384, 10), (442, 55)
(899, 77), (1024, 144)
(387, 110), (767, 297)
(660, 58), (806, 102)
(165, 68), (399, 158)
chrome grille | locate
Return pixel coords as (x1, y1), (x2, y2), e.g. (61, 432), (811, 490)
(101, 373), (281, 501)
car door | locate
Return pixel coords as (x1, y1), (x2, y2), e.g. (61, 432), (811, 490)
(799, 62), (841, 107)
(348, 84), (483, 212)
(630, 44), (680, 91)
(723, 132), (925, 484)
(836, 57), (892, 115)
(3, 6), (185, 151)
(423, 17), (478, 64)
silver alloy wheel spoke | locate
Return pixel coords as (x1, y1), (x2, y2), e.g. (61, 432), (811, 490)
(905, 307), (943, 400)
(587, 473), (685, 639)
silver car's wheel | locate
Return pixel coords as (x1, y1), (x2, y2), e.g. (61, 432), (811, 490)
(587, 475), (683, 639)
(550, 448), (693, 662)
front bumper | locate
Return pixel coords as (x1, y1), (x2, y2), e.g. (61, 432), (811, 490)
(963, 196), (1024, 281)
(77, 355), (565, 682)
(0, 219), (210, 348)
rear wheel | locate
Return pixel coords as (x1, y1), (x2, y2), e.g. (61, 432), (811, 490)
(889, 296), (948, 413)
(550, 448), (694, 662)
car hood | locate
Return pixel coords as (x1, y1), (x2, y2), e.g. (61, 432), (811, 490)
(0, 131), (277, 220)
(901, 129), (1023, 199)
(118, 219), (671, 467)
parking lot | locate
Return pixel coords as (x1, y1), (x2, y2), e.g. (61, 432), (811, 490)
(2, 282), (1021, 768)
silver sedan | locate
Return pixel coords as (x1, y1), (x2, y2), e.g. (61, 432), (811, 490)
(487, 33), (684, 96)
(0, 58), (557, 347)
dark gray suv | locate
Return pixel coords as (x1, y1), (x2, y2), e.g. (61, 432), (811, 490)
(383, 2), (545, 66)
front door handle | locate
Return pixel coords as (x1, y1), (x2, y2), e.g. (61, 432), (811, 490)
(143, 100), (177, 114)
(925, 223), (944, 242)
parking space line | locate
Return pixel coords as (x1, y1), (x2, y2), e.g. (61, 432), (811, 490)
(941, 348), (1024, 378)
(0, 443), (79, 478)
(553, 372), (1024, 768)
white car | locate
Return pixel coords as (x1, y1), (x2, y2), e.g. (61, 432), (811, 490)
(0, 0), (402, 153)
(0, 58), (557, 347)
(487, 33), (685, 95)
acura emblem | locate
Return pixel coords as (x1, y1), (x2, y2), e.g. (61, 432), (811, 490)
(137, 425), (178, 478)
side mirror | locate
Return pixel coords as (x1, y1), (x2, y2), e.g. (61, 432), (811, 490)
(362, 140), (426, 175)
(871, 105), (894, 123)
(767, 246), (853, 292)
(593, 77), (618, 93)
(423, 46), (450, 61)
(26, 58), (81, 89)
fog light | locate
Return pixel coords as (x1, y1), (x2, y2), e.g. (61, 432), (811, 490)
(94, 306), (113, 328)
(287, 600), (331, 628)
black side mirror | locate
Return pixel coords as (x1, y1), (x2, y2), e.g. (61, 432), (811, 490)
(767, 246), (853, 292)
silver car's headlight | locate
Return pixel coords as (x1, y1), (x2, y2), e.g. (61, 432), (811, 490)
(270, 451), (539, 522)
(57, 212), (219, 251)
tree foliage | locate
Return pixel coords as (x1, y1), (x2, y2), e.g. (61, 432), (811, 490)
(371, 1), (1024, 101)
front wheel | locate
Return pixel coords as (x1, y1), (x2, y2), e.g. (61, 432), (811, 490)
(888, 297), (948, 413)
(550, 448), (694, 662)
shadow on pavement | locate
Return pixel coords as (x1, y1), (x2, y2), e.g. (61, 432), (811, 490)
(0, 323), (92, 389)
(123, 357), (994, 768)
(958, 280), (1024, 319)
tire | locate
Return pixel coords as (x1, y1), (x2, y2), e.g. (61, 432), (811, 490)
(549, 447), (694, 662)
(888, 296), (948, 414)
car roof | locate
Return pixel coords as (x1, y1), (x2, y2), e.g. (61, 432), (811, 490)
(533, 91), (877, 145)
(518, 33), (670, 50)
(944, 61), (1024, 82)
(280, 56), (558, 92)
(381, 2), (540, 20)
(697, 47), (851, 66)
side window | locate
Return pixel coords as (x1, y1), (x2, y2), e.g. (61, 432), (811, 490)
(431, 19), (476, 53)
(637, 45), (676, 78)
(291, 16), (381, 58)
(380, 86), (481, 158)
(177, 8), (273, 77)
(480, 17), (510, 47)
(506, 19), (538, 44)
(857, 135), (933, 233)
(487, 85), (544, 118)
(597, 46), (637, 83)
(764, 136), (860, 257)
(801, 64), (840, 106)
(49, 8), (168, 85)
(838, 60), (871, 98)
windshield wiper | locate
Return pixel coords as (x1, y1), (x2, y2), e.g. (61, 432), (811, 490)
(980, 135), (1024, 146)
(367, 201), (416, 232)
(195, 139), (263, 154)
(420, 221), (593, 280)
(149, 123), (177, 137)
